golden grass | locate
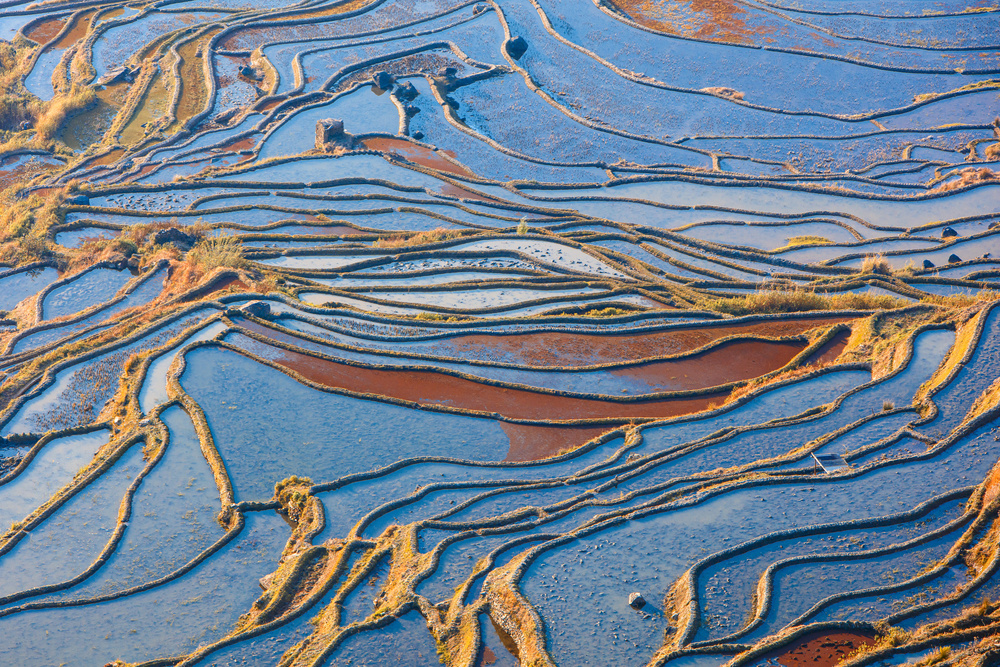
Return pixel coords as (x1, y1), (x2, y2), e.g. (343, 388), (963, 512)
(702, 288), (907, 316)
(921, 290), (1000, 308)
(35, 85), (98, 141)
(372, 227), (462, 248)
(771, 235), (833, 252)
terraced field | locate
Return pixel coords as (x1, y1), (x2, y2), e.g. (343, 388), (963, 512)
(1, 0), (1000, 666)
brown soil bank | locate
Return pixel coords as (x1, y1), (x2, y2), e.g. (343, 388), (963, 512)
(753, 630), (876, 667)
(435, 315), (853, 367)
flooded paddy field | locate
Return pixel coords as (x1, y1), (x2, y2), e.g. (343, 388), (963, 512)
(0, 0), (1000, 666)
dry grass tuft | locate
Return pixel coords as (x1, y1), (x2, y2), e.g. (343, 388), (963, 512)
(187, 236), (246, 271)
(861, 253), (894, 275)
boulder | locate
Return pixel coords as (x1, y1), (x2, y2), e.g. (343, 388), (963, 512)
(411, 130), (424, 140)
(948, 253), (961, 264)
(396, 81), (419, 102)
(238, 65), (262, 81)
(106, 252), (128, 270)
(437, 66), (458, 79)
(240, 300), (272, 319)
(152, 227), (198, 250)
(628, 592), (646, 610)
(316, 118), (354, 150)
(65, 194), (90, 206)
(505, 36), (528, 59)
(317, 118), (344, 143)
(942, 226), (958, 238)
(700, 86), (745, 101)
(18, 120), (32, 131)
(404, 104), (420, 117)
(97, 65), (139, 86)
(213, 108), (240, 125)
(372, 70), (394, 90)
(923, 259), (935, 269)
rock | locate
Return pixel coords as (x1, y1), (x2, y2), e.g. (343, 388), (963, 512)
(411, 130), (424, 140)
(97, 65), (139, 86)
(948, 253), (961, 263)
(213, 108), (240, 125)
(437, 66), (458, 79)
(152, 227), (198, 250)
(942, 226), (958, 238)
(316, 118), (354, 150)
(404, 104), (420, 117)
(991, 220), (1000, 230)
(127, 255), (140, 269)
(396, 81), (419, 102)
(372, 70), (394, 90)
(238, 65), (262, 81)
(505, 35), (528, 59)
(700, 86), (745, 101)
(628, 592), (646, 609)
(473, 3), (488, 15)
(18, 120), (32, 131)
(923, 259), (935, 269)
(65, 193), (90, 206)
(317, 117), (344, 143)
(240, 300), (272, 319)
(106, 252), (128, 269)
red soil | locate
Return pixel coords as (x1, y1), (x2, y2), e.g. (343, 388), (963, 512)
(436, 315), (854, 367)
(612, 0), (776, 44)
(363, 137), (475, 178)
(24, 17), (66, 45)
(755, 630), (876, 667)
(804, 328), (851, 367)
(500, 423), (611, 462)
(232, 332), (728, 422)
(609, 337), (808, 391)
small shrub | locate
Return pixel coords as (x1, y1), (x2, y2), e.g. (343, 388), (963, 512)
(883, 400), (895, 411)
(861, 253), (893, 275)
(517, 218), (529, 235)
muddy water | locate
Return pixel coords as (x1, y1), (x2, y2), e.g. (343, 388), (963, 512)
(242, 335), (730, 421)
(751, 630), (876, 667)
(437, 316), (853, 366)
(364, 137), (476, 177)
(23, 17), (65, 45)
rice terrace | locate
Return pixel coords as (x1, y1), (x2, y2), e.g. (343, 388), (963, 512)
(1, 0), (1000, 665)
